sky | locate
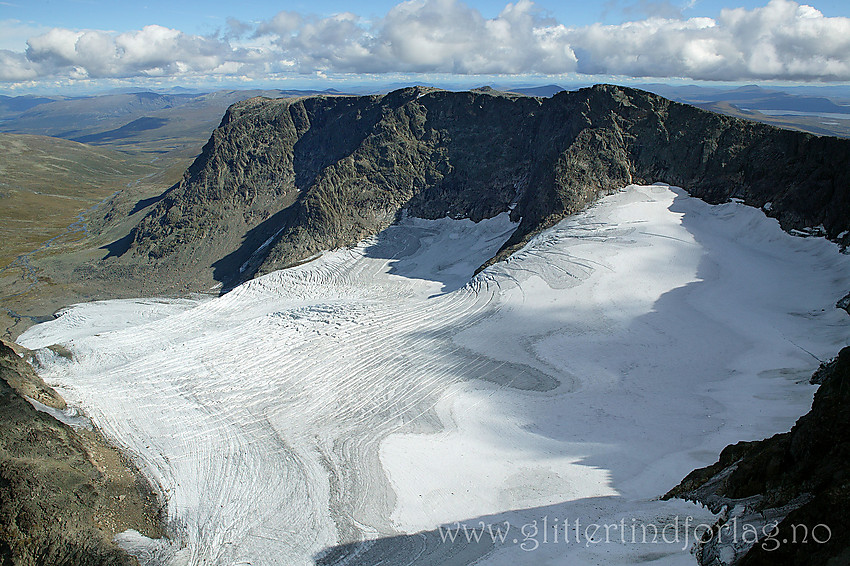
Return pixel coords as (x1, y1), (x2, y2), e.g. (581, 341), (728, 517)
(2, 0), (850, 93)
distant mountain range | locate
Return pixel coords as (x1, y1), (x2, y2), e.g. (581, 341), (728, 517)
(0, 89), (339, 154)
(3, 83), (849, 151)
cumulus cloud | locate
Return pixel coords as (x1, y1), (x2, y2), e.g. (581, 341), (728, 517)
(255, 11), (303, 37)
(569, 17), (729, 78)
(273, 11), (378, 73)
(239, 0), (576, 75)
(572, 0), (850, 81)
(0, 49), (38, 81)
(717, 0), (850, 80)
(23, 25), (259, 79)
(3, 0), (850, 84)
(370, 0), (576, 74)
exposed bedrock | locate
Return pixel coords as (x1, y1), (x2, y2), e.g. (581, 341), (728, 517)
(665, 346), (850, 566)
(0, 340), (164, 566)
(105, 84), (850, 292)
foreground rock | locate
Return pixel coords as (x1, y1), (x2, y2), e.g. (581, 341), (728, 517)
(665, 346), (850, 565)
(0, 340), (163, 565)
(96, 84), (850, 294)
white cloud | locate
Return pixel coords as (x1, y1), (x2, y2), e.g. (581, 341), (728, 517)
(255, 11), (303, 37)
(569, 0), (850, 81)
(568, 17), (730, 78)
(0, 49), (38, 81)
(26, 28), (86, 65)
(371, 0), (576, 74)
(716, 0), (850, 80)
(22, 24), (263, 80)
(2, 0), (850, 85)
(247, 0), (577, 75)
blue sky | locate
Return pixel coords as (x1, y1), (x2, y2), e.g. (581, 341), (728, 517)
(2, 0), (850, 92)
(4, 0), (849, 37)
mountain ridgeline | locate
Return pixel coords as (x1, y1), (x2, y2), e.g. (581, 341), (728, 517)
(113, 84), (850, 291)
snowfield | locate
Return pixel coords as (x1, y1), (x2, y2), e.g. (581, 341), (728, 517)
(19, 185), (850, 565)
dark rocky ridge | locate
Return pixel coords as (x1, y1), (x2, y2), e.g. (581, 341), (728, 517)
(664, 346), (850, 566)
(106, 84), (850, 292)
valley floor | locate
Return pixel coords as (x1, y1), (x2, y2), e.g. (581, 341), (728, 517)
(17, 185), (850, 565)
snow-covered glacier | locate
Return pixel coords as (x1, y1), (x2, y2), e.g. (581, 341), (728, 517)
(18, 185), (850, 565)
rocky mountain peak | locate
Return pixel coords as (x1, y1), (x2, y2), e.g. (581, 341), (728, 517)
(102, 85), (850, 294)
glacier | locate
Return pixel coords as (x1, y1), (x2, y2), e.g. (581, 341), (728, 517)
(18, 185), (850, 565)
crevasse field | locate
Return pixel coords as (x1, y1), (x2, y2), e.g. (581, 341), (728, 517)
(19, 185), (850, 566)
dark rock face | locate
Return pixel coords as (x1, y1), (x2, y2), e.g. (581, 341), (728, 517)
(110, 84), (850, 292)
(665, 346), (850, 566)
(0, 341), (163, 566)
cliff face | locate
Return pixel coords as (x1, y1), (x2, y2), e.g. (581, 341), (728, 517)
(113, 84), (850, 291)
(664, 347), (850, 566)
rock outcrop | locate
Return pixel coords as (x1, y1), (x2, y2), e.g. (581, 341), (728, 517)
(664, 346), (850, 566)
(0, 341), (164, 565)
(105, 85), (850, 292)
